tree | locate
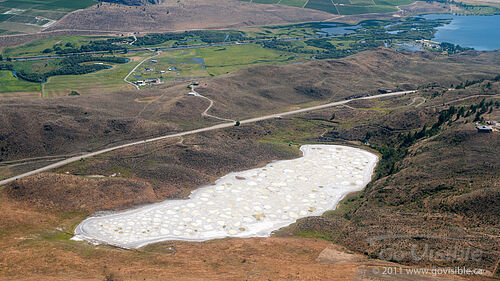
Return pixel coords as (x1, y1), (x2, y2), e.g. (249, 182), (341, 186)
(364, 132), (372, 141)
(473, 111), (481, 122)
(235, 121), (240, 126)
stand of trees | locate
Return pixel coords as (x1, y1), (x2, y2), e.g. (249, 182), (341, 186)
(0, 63), (13, 71)
(3, 55), (128, 83)
(439, 42), (472, 54)
(42, 37), (133, 55)
(135, 30), (244, 46)
(262, 37), (383, 60)
(372, 98), (497, 179)
(304, 38), (336, 50)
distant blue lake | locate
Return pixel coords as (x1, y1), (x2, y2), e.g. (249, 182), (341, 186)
(192, 57), (204, 64)
(317, 23), (361, 35)
(421, 14), (500, 51)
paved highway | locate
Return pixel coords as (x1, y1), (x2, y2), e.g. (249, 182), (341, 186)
(0, 90), (415, 186)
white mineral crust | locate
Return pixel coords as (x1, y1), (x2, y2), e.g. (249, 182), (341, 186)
(73, 145), (378, 248)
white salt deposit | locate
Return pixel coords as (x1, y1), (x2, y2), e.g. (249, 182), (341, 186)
(73, 145), (378, 248)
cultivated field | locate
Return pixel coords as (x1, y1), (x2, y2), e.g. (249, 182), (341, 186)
(0, 0), (96, 35)
(240, 0), (414, 15)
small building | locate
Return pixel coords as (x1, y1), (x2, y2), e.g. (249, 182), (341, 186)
(416, 39), (440, 49)
(145, 78), (161, 84)
(476, 125), (493, 133)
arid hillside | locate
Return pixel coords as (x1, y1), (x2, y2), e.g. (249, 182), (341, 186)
(1, 49), (499, 179)
(195, 49), (500, 118)
(276, 85), (500, 274)
(1, 77), (498, 280)
(45, 0), (333, 33)
(0, 48), (499, 279)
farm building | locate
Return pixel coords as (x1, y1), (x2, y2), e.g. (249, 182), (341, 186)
(476, 125), (493, 133)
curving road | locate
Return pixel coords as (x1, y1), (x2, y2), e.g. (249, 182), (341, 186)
(189, 87), (236, 122)
(0, 90), (415, 186)
(124, 51), (161, 90)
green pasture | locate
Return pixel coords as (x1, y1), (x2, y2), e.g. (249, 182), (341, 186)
(2, 36), (112, 58)
(0, 70), (40, 93)
(130, 44), (303, 84)
(42, 53), (149, 97)
(0, 0), (96, 34)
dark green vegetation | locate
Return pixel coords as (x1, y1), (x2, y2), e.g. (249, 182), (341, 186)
(41, 37), (131, 55)
(135, 30), (245, 46)
(0, 55), (127, 83)
(439, 42), (472, 54)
